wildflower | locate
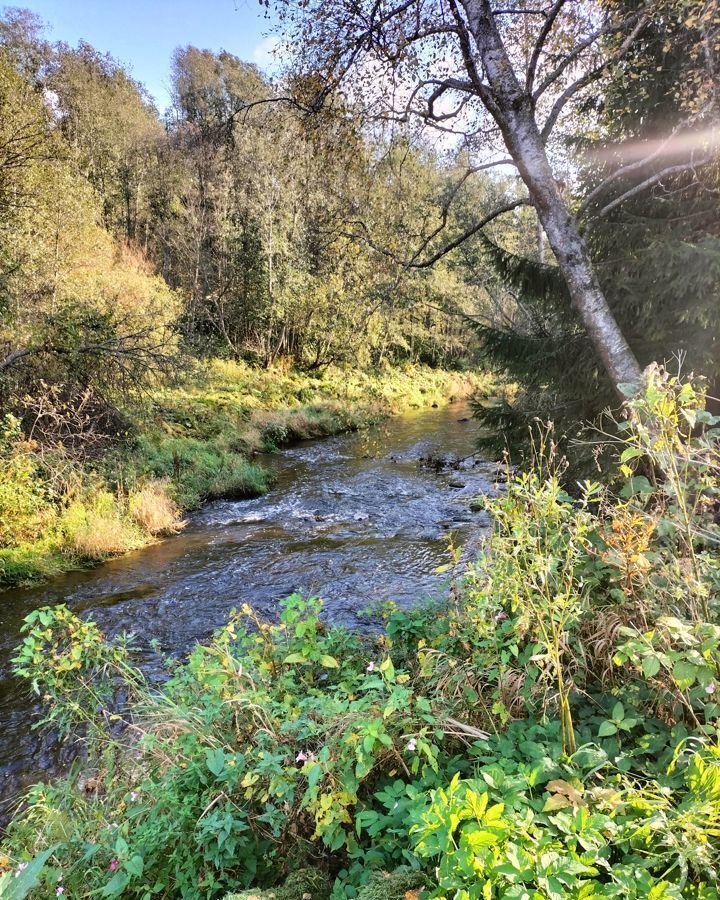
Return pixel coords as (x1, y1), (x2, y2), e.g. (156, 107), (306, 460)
(109, 859), (119, 872)
(57, 888), (65, 896)
(406, 738), (417, 751)
(296, 751), (308, 763)
(495, 612), (508, 621)
(15, 862), (28, 877)
(366, 661), (375, 672)
(706, 682), (716, 694)
(130, 791), (140, 802)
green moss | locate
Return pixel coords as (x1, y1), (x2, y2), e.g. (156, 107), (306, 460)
(356, 871), (430, 900)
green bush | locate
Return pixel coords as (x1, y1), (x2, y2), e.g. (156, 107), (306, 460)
(0, 415), (55, 547)
(4, 369), (719, 898)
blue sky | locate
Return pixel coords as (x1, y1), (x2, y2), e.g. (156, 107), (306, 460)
(15, 0), (280, 110)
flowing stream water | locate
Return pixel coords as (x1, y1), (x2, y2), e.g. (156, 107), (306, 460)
(0, 402), (497, 824)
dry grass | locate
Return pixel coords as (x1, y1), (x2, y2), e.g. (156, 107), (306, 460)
(61, 491), (144, 560)
(68, 511), (139, 560)
(129, 480), (183, 536)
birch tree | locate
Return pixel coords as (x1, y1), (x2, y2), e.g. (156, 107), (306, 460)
(271, 0), (720, 393)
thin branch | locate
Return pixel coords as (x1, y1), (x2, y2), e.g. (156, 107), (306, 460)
(593, 153), (716, 221)
(540, 14), (648, 140)
(576, 104), (716, 220)
(410, 197), (531, 267)
(526, 0), (566, 94)
(533, 12), (643, 101)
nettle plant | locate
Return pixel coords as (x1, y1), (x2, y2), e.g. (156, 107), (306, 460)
(617, 366), (720, 621)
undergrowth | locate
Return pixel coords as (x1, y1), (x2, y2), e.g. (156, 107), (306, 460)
(2, 366), (718, 899)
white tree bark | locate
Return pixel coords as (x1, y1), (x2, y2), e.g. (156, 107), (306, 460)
(461, 0), (643, 389)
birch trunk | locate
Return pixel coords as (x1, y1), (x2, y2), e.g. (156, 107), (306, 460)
(461, 0), (643, 390)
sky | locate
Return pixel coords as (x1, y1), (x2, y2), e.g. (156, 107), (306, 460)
(16, 0), (281, 110)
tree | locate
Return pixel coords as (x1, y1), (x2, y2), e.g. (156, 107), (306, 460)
(468, 0), (720, 458)
(271, 0), (719, 393)
(49, 42), (164, 241)
(0, 48), (179, 446)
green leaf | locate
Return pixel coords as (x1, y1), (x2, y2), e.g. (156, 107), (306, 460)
(673, 660), (697, 688)
(284, 653), (307, 665)
(101, 871), (129, 897)
(643, 655), (661, 678)
(206, 747), (226, 776)
(611, 702), (625, 722)
(620, 475), (654, 498)
(379, 657), (395, 681)
(620, 446), (644, 463)
(125, 854), (144, 877)
(0, 847), (57, 900)
(320, 655), (339, 669)
(598, 721), (617, 737)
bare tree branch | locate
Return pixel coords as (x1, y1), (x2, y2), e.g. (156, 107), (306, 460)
(409, 197), (531, 267)
(576, 104), (717, 220)
(532, 12), (644, 102)
(539, 14), (648, 140)
(592, 152), (717, 221)
(526, 0), (566, 94)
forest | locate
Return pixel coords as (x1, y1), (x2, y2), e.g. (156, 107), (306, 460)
(1, 0), (720, 897)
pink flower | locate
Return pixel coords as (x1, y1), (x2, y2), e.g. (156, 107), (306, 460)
(366, 661), (375, 672)
(56, 888), (64, 896)
(109, 860), (119, 872)
(706, 682), (716, 694)
(495, 612), (508, 621)
(296, 751), (308, 763)
(406, 738), (417, 751)
(130, 791), (140, 802)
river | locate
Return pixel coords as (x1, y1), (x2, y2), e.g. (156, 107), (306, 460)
(0, 402), (497, 825)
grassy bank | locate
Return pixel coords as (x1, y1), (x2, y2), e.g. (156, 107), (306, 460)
(3, 368), (720, 898)
(0, 362), (489, 588)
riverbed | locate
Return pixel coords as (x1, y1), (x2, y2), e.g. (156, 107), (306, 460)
(0, 402), (497, 822)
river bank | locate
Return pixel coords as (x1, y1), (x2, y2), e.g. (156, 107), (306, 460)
(0, 362), (491, 589)
(3, 374), (718, 899)
(0, 400), (497, 824)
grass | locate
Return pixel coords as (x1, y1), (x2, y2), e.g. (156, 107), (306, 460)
(0, 362), (491, 588)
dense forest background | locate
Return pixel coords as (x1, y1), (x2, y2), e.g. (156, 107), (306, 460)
(0, 1), (718, 581)
(1, 4), (718, 455)
(0, 6), (502, 412)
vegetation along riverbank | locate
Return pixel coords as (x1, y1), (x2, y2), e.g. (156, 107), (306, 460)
(0, 363), (487, 588)
(1, 0), (720, 896)
(2, 370), (720, 898)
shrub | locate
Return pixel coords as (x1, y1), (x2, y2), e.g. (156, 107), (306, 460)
(0, 415), (55, 547)
(61, 491), (143, 560)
